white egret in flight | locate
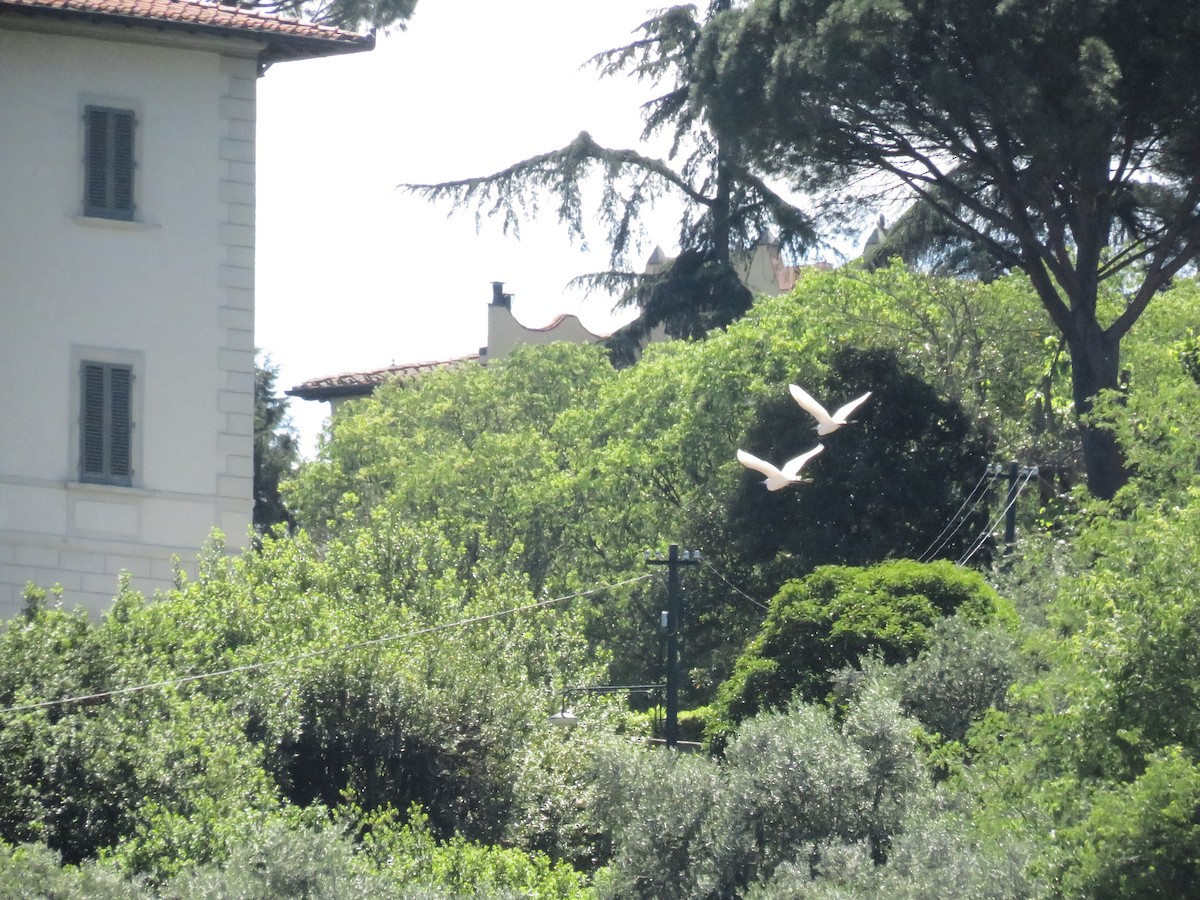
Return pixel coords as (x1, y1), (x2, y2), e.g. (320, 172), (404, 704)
(789, 385), (872, 436)
(736, 445), (825, 491)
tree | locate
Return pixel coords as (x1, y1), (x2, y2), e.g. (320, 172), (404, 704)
(589, 683), (930, 899)
(697, 0), (1200, 498)
(0, 590), (279, 874)
(402, 3), (816, 344)
(254, 354), (300, 533)
(711, 560), (1011, 734)
(720, 345), (996, 580)
(253, 0), (416, 31)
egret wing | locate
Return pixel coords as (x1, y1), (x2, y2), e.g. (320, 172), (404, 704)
(789, 384), (834, 426)
(736, 449), (782, 479)
(737, 449), (792, 490)
(780, 443), (824, 478)
(832, 391), (872, 422)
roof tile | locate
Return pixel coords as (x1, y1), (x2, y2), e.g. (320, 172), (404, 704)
(1, 0), (371, 46)
(287, 355), (482, 400)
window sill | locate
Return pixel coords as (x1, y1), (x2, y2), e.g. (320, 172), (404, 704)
(66, 480), (143, 496)
(72, 214), (151, 232)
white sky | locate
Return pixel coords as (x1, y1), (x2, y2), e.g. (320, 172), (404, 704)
(255, 1), (686, 455)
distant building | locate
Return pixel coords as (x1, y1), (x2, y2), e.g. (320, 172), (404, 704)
(643, 237), (832, 297)
(290, 238), (830, 414)
(288, 281), (609, 413)
(0, 0), (373, 616)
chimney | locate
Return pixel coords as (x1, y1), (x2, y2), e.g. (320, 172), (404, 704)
(491, 281), (512, 308)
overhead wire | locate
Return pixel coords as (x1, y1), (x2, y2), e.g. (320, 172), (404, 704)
(916, 466), (996, 562)
(699, 557), (770, 612)
(0, 573), (654, 718)
(956, 467), (1037, 566)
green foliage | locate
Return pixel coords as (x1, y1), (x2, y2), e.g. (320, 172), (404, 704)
(0, 515), (610, 879)
(956, 473), (1200, 889)
(286, 343), (619, 594)
(895, 616), (1025, 745)
(698, 0), (1200, 496)
(713, 560), (1010, 735)
(589, 747), (724, 900)
(159, 817), (392, 899)
(1092, 278), (1200, 505)
(0, 842), (145, 898)
(745, 800), (1037, 899)
(360, 804), (594, 900)
(168, 522), (607, 849)
(1059, 747), (1200, 899)
(591, 680), (929, 899)
(0, 592), (277, 871)
(254, 352), (300, 533)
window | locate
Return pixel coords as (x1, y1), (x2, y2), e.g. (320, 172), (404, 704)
(80, 361), (133, 485)
(83, 105), (135, 220)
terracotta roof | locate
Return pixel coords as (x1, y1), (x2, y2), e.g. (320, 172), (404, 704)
(0, 0), (374, 61)
(287, 355), (481, 401)
(526, 313), (605, 336)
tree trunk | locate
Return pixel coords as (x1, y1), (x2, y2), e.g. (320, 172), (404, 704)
(1065, 320), (1127, 500)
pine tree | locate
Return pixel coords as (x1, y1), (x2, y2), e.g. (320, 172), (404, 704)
(254, 353), (299, 532)
(696, 0), (1200, 498)
(402, 3), (816, 354)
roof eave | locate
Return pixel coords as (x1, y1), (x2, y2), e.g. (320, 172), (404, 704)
(285, 383), (376, 402)
(0, 2), (375, 64)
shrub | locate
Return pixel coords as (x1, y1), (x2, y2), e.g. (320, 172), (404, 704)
(711, 560), (1011, 739)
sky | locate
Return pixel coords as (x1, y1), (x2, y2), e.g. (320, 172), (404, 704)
(255, 1), (688, 456)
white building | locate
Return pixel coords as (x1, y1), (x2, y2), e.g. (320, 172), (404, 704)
(0, 0), (372, 616)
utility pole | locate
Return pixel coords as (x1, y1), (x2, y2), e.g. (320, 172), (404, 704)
(646, 544), (700, 749)
(987, 460), (1038, 555)
(1001, 460), (1019, 549)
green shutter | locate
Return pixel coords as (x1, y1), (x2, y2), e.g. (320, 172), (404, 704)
(80, 362), (134, 485)
(109, 366), (132, 478)
(84, 108), (110, 213)
(81, 363), (107, 478)
(83, 106), (135, 220)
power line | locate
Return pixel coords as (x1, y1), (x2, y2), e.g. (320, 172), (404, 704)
(0, 573), (654, 718)
(957, 467), (1037, 566)
(916, 465), (996, 562)
(699, 557), (770, 612)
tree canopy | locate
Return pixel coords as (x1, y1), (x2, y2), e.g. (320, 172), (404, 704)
(5, 269), (1200, 893)
(256, 0), (416, 31)
(695, 0), (1200, 498)
(253, 353), (299, 533)
(402, 2), (817, 346)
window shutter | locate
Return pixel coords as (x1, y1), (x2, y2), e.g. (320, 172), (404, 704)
(111, 110), (135, 216)
(80, 362), (134, 485)
(83, 106), (135, 220)
(109, 366), (132, 478)
(81, 363), (107, 478)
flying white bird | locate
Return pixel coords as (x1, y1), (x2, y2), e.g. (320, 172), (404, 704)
(789, 385), (872, 435)
(736, 445), (825, 491)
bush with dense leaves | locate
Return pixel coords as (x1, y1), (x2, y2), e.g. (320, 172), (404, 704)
(590, 676), (928, 899)
(710, 560), (1013, 740)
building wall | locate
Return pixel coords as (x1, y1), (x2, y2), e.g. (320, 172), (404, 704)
(483, 301), (605, 363)
(0, 23), (256, 616)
